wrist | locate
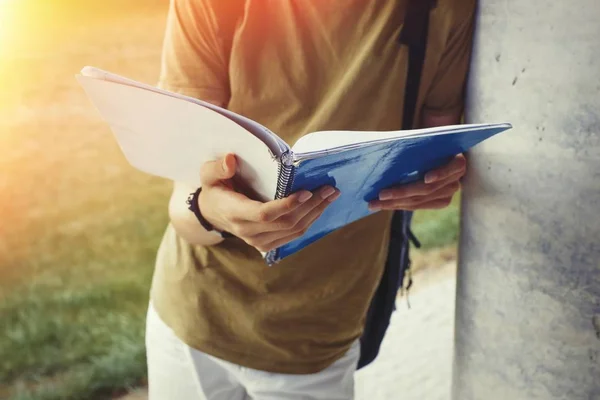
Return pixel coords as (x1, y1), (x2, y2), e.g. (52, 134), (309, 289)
(186, 188), (233, 238)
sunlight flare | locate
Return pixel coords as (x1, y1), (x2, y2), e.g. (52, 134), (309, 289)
(0, 0), (18, 57)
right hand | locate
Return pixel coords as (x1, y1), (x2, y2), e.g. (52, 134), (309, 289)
(199, 154), (341, 252)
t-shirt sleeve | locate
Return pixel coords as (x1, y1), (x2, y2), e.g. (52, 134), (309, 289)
(158, 0), (241, 104)
(423, 3), (476, 116)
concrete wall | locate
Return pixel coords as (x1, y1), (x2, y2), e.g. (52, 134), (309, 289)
(453, 1), (600, 399)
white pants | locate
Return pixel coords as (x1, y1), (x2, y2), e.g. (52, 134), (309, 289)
(146, 304), (361, 400)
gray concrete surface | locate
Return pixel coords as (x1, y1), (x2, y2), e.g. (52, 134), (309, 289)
(454, 1), (600, 398)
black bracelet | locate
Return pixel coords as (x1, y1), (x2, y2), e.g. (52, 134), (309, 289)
(186, 188), (233, 239)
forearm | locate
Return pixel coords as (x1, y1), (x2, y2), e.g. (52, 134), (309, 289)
(168, 182), (224, 246)
(167, 98), (227, 246)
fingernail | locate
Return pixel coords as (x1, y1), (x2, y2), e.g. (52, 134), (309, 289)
(424, 173), (437, 184)
(379, 191), (393, 201)
(298, 191), (313, 203)
(327, 191), (341, 202)
(222, 158), (228, 172)
(320, 187), (336, 199)
(368, 203), (381, 212)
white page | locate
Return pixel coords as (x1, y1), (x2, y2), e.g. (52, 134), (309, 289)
(291, 123), (511, 160)
(80, 66), (290, 157)
(77, 74), (279, 202)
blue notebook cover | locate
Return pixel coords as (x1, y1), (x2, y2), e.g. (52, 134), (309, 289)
(265, 123), (511, 264)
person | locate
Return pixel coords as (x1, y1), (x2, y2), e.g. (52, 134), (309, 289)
(146, 0), (474, 398)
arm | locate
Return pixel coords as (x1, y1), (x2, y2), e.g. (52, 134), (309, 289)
(158, 0), (232, 246)
(167, 96), (227, 246)
(171, 154), (340, 249)
(368, 3), (475, 212)
(159, 0), (339, 250)
(168, 181), (225, 246)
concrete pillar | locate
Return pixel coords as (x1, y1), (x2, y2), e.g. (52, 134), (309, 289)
(452, 1), (600, 399)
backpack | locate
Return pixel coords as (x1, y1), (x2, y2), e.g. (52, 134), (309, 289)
(357, 0), (435, 370)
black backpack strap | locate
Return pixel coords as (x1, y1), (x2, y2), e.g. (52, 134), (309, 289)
(400, 0), (435, 129)
(357, 0), (434, 370)
(393, 0), (434, 291)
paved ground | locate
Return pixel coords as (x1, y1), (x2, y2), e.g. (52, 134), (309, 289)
(121, 263), (457, 400)
(355, 263), (456, 400)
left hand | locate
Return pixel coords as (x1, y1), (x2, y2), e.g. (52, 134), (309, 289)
(368, 154), (467, 211)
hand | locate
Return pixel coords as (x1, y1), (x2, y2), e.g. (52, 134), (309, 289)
(199, 154), (341, 252)
(368, 154), (467, 211)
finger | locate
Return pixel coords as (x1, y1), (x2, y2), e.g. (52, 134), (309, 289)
(235, 186), (336, 237)
(199, 153), (237, 187)
(218, 185), (315, 226)
(200, 185), (263, 232)
(251, 192), (339, 251)
(251, 186), (336, 224)
(216, 186), (334, 240)
(268, 186), (338, 231)
(408, 197), (454, 210)
(379, 171), (463, 200)
(253, 230), (304, 253)
(370, 196), (454, 212)
(370, 182), (459, 211)
(424, 154), (467, 184)
(381, 181), (458, 209)
(252, 190), (339, 243)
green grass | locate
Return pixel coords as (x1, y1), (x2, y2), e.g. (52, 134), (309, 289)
(0, 4), (172, 396)
(412, 194), (461, 250)
(3, 283), (148, 400)
(0, 197), (170, 400)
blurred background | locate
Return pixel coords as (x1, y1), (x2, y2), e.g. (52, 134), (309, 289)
(0, 1), (459, 399)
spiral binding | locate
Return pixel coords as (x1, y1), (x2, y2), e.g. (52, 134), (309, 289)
(266, 151), (297, 265)
(274, 152), (296, 200)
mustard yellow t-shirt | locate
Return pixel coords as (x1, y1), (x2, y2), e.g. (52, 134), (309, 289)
(151, 0), (475, 374)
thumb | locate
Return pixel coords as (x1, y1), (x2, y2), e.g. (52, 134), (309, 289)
(200, 153), (238, 186)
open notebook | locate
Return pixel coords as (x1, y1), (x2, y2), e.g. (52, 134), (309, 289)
(77, 66), (512, 264)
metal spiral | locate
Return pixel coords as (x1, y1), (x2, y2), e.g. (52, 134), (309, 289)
(267, 152), (297, 265)
(274, 151), (296, 200)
